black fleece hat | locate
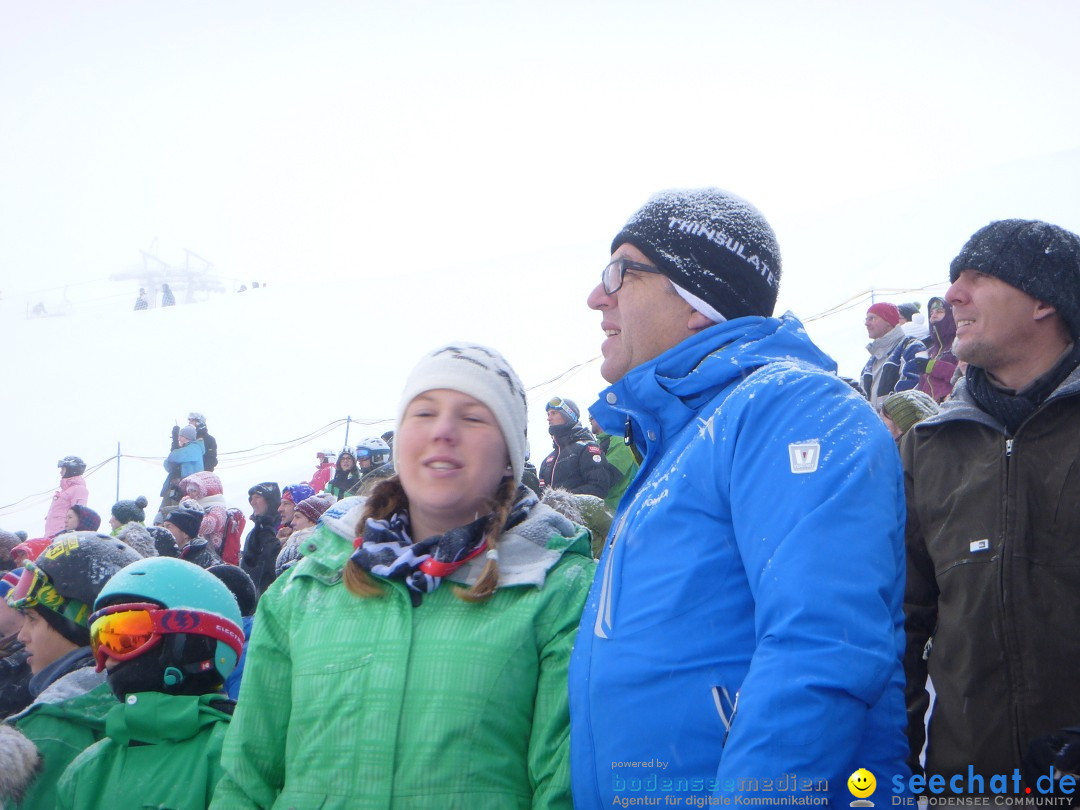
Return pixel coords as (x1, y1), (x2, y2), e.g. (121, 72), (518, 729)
(611, 188), (781, 322)
(950, 219), (1080, 338)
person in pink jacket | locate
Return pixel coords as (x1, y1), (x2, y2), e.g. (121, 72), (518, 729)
(43, 456), (89, 537)
(178, 470), (229, 555)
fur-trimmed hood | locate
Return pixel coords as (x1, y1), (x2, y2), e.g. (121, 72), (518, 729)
(0, 725), (41, 805)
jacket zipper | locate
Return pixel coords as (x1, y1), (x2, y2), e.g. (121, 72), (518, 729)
(1000, 432), (1023, 762)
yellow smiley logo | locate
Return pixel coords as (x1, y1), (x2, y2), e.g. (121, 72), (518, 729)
(848, 768), (876, 798)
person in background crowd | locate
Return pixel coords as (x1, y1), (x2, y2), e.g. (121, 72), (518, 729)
(276, 484), (315, 545)
(354, 437), (391, 479)
(521, 442), (541, 497)
(133, 289), (148, 311)
(899, 301), (930, 340)
(108, 497), (148, 535)
(569, 188), (910, 806)
(115, 522), (159, 559)
(63, 506), (101, 534)
(1, 529), (24, 571)
(861, 301), (927, 408)
(145, 524), (181, 558)
(206, 564), (258, 702)
(164, 501), (220, 569)
(0, 533), (141, 809)
(0, 568), (33, 718)
(10, 537), (51, 568)
(44, 457), (89, 538)
(179, 471), (229, 557)
(240, 483), (281, 597)
(354, 437), (394, 496)
(213, 344), (593, 808)
(160, 424), (205, 518)
(538, 397), (614, 499)
(161, 282), (176, 307)
(540, 488), (613, 559)
(188, 412), (218, 472)
(54, 557), (243, 810)
(903, 219), (1080, 791)
(588, 413), (639, 512)
(274, 493), (332, 578)
(322, 449), (361, 500)
(880, 389), (940, 441)
(916, 296), (959, 402)
(308, 449), (335, 493)
(106, 496), (159, 557)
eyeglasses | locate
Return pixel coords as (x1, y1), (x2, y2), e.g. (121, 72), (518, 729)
(88, 602), (245, 672)
(601, 257), (663, 295)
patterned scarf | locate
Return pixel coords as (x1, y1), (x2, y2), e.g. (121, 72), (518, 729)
(349, 485), (538, 606)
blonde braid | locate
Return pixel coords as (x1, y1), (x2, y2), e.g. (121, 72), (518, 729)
(343, 477), (409, 598)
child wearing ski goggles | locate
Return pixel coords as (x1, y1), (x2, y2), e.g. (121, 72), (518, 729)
(88, 602), (244, 672)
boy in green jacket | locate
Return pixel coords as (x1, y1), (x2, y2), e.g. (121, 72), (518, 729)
(56, 556), (245, 810)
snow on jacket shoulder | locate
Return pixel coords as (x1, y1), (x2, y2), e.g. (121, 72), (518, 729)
(570, 313), (910, 807)
(44, 476), (89, 537)
(213, 502), (595, 810)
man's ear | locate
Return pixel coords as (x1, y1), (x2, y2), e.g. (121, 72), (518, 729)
(1032, 300), (1058, 322)
(688, 310), (715, 332)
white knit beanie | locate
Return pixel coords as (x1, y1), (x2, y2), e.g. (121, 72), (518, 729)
(395, 344), (528, 485)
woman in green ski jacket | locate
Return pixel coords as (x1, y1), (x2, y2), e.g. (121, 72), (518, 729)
(213, 344), (595, 810)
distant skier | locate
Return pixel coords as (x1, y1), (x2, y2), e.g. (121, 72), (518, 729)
(134, 289), (149, 311)
(161, 283), (175, 307)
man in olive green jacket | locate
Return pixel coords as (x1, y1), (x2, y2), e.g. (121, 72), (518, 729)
(902, 219), (1080, 790)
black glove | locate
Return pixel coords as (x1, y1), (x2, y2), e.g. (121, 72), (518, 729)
(1024, 725), (1080, 793)
(170, 424), (180, 450)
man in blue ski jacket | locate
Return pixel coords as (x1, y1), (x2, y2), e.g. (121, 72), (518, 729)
(569, 188), (911, 807)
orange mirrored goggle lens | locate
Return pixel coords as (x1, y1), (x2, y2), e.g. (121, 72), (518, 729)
(90, 607), (158, 660)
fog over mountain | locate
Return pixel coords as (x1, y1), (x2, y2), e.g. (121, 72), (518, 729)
(3, 148), (1078, 535)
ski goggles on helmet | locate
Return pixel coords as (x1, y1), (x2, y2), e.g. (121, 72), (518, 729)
(545, 396), (578, 424)
(89, 601), (245, 672)
(5, 561), (91, 626)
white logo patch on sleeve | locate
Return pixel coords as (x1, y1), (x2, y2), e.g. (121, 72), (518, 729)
(788, 441), (821, 474)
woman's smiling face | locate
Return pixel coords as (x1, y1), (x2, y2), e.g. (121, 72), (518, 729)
(395, 389), (509, 541)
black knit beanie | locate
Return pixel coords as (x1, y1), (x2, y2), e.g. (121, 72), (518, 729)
(950, 219), (1080, 338)
(164, 504), (204, 540)
(611, 188), (782, 321)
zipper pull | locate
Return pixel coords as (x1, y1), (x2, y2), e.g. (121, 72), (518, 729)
(1005, 438), (1013, 457)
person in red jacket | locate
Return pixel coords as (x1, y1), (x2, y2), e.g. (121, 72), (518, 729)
(308, 450), (335, 493)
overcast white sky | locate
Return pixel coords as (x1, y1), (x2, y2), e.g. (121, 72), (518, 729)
(2, 0), (1079, 532)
